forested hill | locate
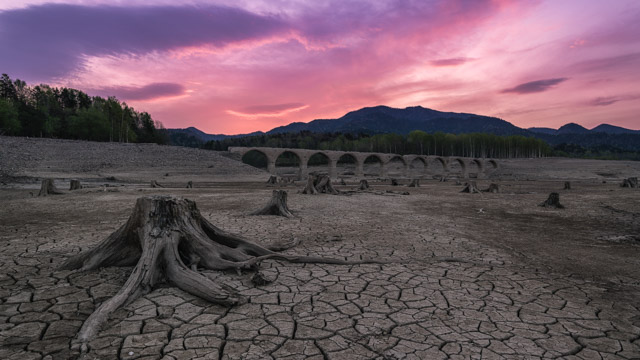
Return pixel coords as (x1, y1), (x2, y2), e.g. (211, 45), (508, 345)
(268, 105), (526, 136)
(0, 74), (167, 144)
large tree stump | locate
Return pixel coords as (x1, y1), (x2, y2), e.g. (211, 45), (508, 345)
(563, 181), (571, 190)
(460, 181), (480, 193)
(38, 178), (64, 196)
(150, 180), (164, 188)
(539, 192), (564, 208)
(484, 183), (500, 193)
(61, 196), (379, 347)
(408, 179), (420, 187)
(250, 190), (294, 217)
(301, 175), (318, 194)
(69, 179), (82, 191)
(621, 177), (638, 188)
(358, 179), (369, 190)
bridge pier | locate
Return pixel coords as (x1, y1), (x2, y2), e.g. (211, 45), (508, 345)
(329, 159), (338, 179)
(267, 159), (277, 175)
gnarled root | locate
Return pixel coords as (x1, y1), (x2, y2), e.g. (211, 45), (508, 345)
(60, 195), (379, 347)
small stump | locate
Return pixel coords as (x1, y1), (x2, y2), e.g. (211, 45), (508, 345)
(621, 177), (638, 188)
(150, 180), (164, 188)
(186, 181), (193, 189)
(391, 179), (399, 186)
(250, 190), (294, 217)
(69, 179), (82, 191)
(540, 192), (564, 209)
(484, 183), (499, 193)
(358, 179), (370, 190)
(266, 175), (278, 185)
(408, 179), (420, 187)
(461, 181), (480, 193)
(339, 178), (347, 185)
(564, 181), (571, 190)
(38, 178), (64, 196)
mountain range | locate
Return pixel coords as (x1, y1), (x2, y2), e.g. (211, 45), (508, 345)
(167, 105), (640, 151)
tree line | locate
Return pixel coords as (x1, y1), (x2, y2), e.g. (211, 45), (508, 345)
(0, 74), (167, 144)
(203, 130), (553, 158)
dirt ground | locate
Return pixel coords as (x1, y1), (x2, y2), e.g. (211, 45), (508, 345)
(1, 136), (639, 359)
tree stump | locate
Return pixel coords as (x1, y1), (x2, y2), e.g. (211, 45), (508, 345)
(302, 174), (338, 195)
(460, 181), (480, 193)
(564, 181), (571, 190)
(150, 180), (164, 188)
(339, 178), (347, 185)
(539, 192), (564, 208)
(69, 179), (82, 191)
(391, 179), (399, 186)
(439, 176), (447, 182)
(358, 179), (369, 190)
(408, 179), (420, 187)
(250, 190), (294, 217)
(186, 181), (193, 189)
(38, 178), (64, 196)
(61, 196), (381, 346)
(266, 175), (278, 185)
(621, 177), (638, 188)
(484, 183), (500, 193)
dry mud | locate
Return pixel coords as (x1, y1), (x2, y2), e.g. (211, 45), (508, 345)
(1, 136), (639, 359)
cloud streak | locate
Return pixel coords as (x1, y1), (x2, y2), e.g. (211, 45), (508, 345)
(227, 103), (309, 118)
(90, 83), (187, 101)
(501, 78), (568, 94)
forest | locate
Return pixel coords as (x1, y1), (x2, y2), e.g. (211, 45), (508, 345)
(0, 74), (167, 144)
(202, 130), (553, 159)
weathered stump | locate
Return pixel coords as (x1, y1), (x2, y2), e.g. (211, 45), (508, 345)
(358, 179), (370, 190)
(484, 183), (500, 193)
(250, 190), (294, 217)
(38, 178), (64, 196)
(460, 181), (480, 193)
(302, 174), (339, 195)
(266, 175), (278, 185)
(391, 179), (399, 186)
(69, 179), (82, 191)
(186, 181), (193, 189)
(150, 180), (164, 188)
(539, 192), (564, 208)
(408, 179), (420, 187)
(61, 196), (381, 347)
(339, 178), (347, 186)
(564, 181), (571, 190)
(621, 177), (638, 188)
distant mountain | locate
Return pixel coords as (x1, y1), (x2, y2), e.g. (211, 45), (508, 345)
(557, 123), (590, 135)
(530, 123), (639, 135)
(167, 105), (640, 152)
(591, 124), (640, 134)
(268, 106), (527, 136)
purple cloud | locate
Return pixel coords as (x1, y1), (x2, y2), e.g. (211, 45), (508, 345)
(90, 83), (186, 101)
(430, 57), (474, 67)
(0, 4), (287, 81)
(502, 78), (568, 94)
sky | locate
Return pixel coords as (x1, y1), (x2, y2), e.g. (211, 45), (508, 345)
(1, 0), (639, 134)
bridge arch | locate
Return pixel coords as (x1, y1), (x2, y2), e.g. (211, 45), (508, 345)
(407, 156), (427, 178)
(449, 158), (468, 178)
(363, 154), (384, 177)
(240, 149), (270, 171)
(274, 150), (303, 180)
(336, 153), (358, 178)
(385, 155), (407, 177)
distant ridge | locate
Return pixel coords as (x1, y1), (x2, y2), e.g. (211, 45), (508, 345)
(168, 105), (640, 151)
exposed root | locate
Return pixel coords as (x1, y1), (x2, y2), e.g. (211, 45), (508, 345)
(60, 195), (381, 346)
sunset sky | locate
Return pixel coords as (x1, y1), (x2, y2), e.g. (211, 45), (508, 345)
(1, 0), (639, 134)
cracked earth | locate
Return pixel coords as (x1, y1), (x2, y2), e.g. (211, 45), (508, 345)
(1, 137), (640, 359)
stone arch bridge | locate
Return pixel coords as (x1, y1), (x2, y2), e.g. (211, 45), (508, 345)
(228, 147), (498, 180)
